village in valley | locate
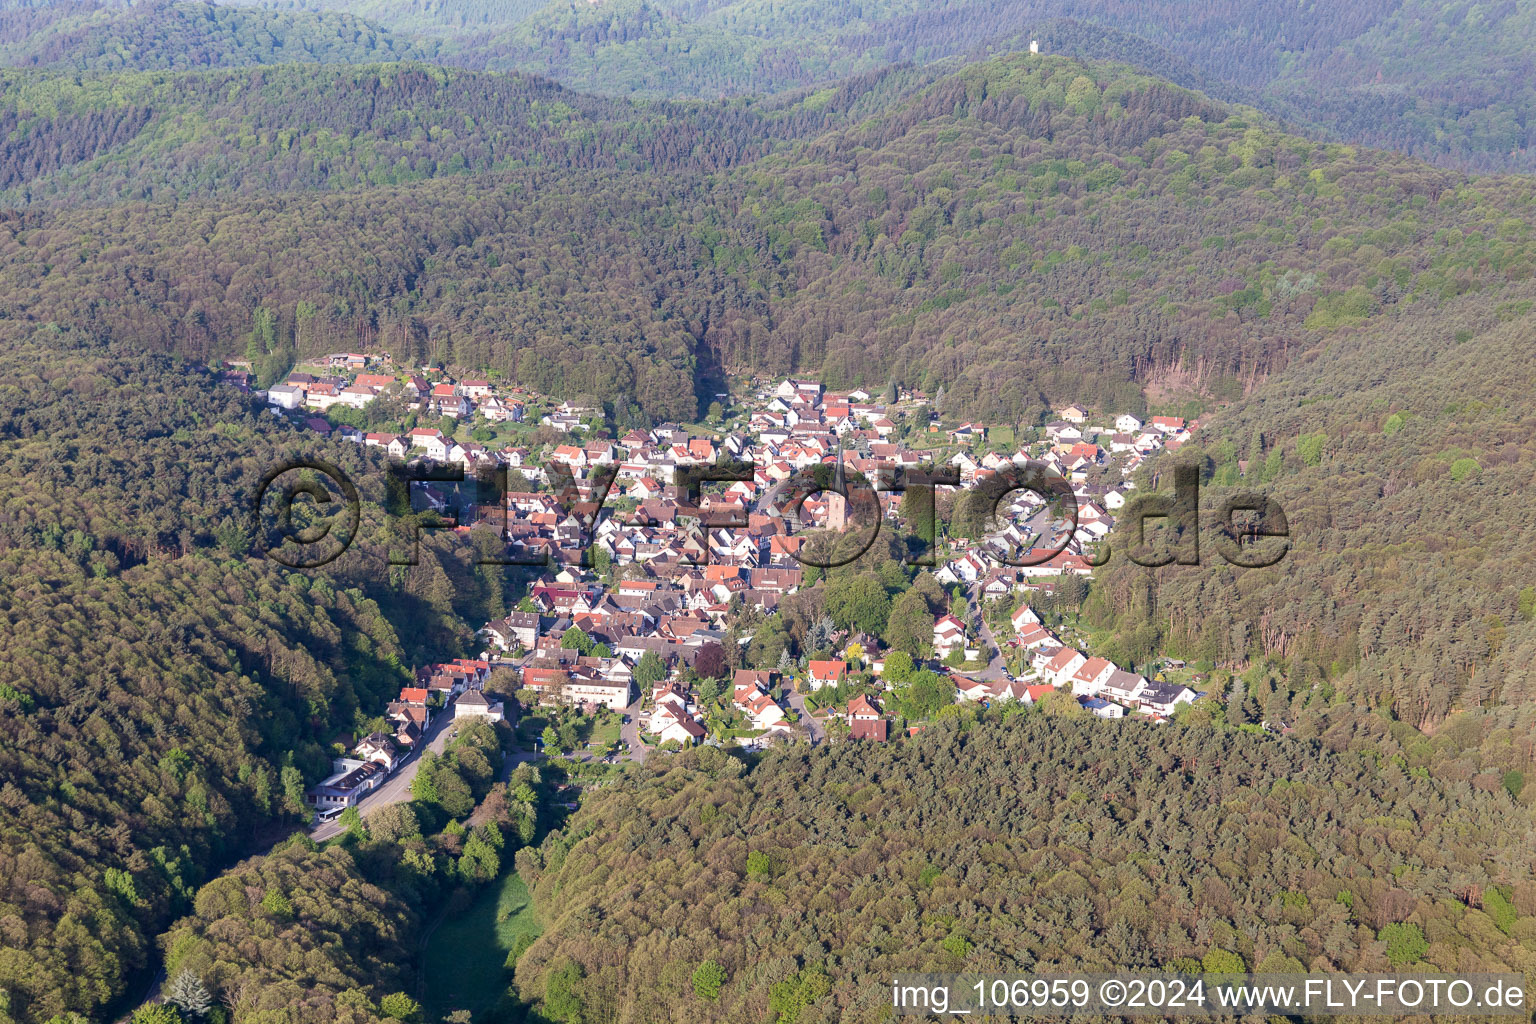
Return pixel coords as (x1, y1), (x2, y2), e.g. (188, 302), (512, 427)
(230, 354), (1215, 820)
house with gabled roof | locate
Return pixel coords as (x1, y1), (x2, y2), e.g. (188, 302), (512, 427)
(1136, 681), (1192, 716)
(1070, 657), (1116, 696)
(1022, 683), (1057, 705)
(953, 675), (990, 702)
(1044, 648), (1086, 687)
(806, 660), (846, 691)
(1101, 670), (1148, 705)
(1010, 604), (1041, 631)
(933, 614), (967, 656)
(847, 694), (888, 740)
(408, 428), (450, 460)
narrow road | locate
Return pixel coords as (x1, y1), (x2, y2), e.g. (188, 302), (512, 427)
(785, 688), (824, 746)
(968, 583), (1010, 681)
(310, 701), (459, 841)
(619, 696), (648, 762)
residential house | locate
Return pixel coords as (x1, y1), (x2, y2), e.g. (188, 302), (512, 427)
(806, 660), (847, 691)
(353, 733), (400, 771)
(1079, 696), (1125, 718)
(1009, 604), (1041, 632)
(933, 614), (967, 657)
(847, 694), (888, 741)
(953, 676), (991, 702)
(408, 428), (451, 460)
(455, 689), (506, 722)
(733, 683), (786, 729)
(482, 611), (541, 651)
(1069, 657), (1116, 696)
(266, 384), (305, 409)
(1100, 670), (1148, 705)
(562, 676), (633, 711)
(1137, 682), (1195, 716)
(1022, 683), (1057, 706)
(1044, 648), (1087, 687)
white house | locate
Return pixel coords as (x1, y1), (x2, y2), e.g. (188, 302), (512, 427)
(1069, 656), (1116, 696)
(734, 685), (786, 729)
(305, 757), (386, 811)
(933, 615), (967, 656)
(656, 714), (706, 747)
(482, 611), (540, 651)
(454, 689), (505, 722)
(1100, 670), (1148, 705)
(1044, 648), (1087, 687)
(408, 428), (450, 460)
(352, 733), (400, 771)
(266, 384), (305, 410)
(1080, 696), (1125, 718)
(1115, 414), (1143, 433)
(338, 384), (377, 409)
(1010, 605), (1041, 632)
(1137, 682), (1195, 716)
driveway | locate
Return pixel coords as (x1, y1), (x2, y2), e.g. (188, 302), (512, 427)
(311, 700), (459, 841)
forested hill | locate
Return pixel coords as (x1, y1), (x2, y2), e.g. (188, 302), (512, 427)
(0, 326), (531, 1021)
(1092, 263), (1536, 731)
(185, 0), (1536, 174)
(0, 0), (441, 71)
(0, 60), (908, 205)
(4, 0), (1535, 173)
(2, 54), (1535, 427)
(511, 725), (1536, 1023)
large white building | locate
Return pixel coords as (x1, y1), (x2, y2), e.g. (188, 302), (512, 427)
(305, 757), (386, 811)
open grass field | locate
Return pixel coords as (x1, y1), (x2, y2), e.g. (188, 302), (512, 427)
(421, 872), (541, 1020)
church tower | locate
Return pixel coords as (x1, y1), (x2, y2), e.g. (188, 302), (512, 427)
(827, 436), (848, 531)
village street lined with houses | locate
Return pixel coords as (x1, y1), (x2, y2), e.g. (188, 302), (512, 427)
(230, 356), (1227, 825)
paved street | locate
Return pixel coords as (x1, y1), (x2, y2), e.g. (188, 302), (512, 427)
(619, 696), (648, 762)
(310, 700), (459, 841)
(785, 688), (825, 746)
(968, 582), (1011, 681)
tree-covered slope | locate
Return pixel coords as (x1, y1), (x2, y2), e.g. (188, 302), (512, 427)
(0, 0), (440, 71)
(1092, 267), (1536, 730)
(213, 0), (1536, 173)
(7, 0), (1534, 171)
(0, 325), (530, 1022)
(513, 724), (1536, 1023)
(2, 55), (1534, 426)
(0, 59), (892, 205)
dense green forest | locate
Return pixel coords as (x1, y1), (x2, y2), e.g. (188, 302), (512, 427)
(1, 22), (1536, 1024)
(0, 0), (441, 71)
(510, 721), (1536, 1023)
(0, 326), (535, 1022)
(4, 54), (1536, 428)
(155, 722), (543, 1024)
(1091, 277), (1536, 730)
(8, 0), (1529, 171)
